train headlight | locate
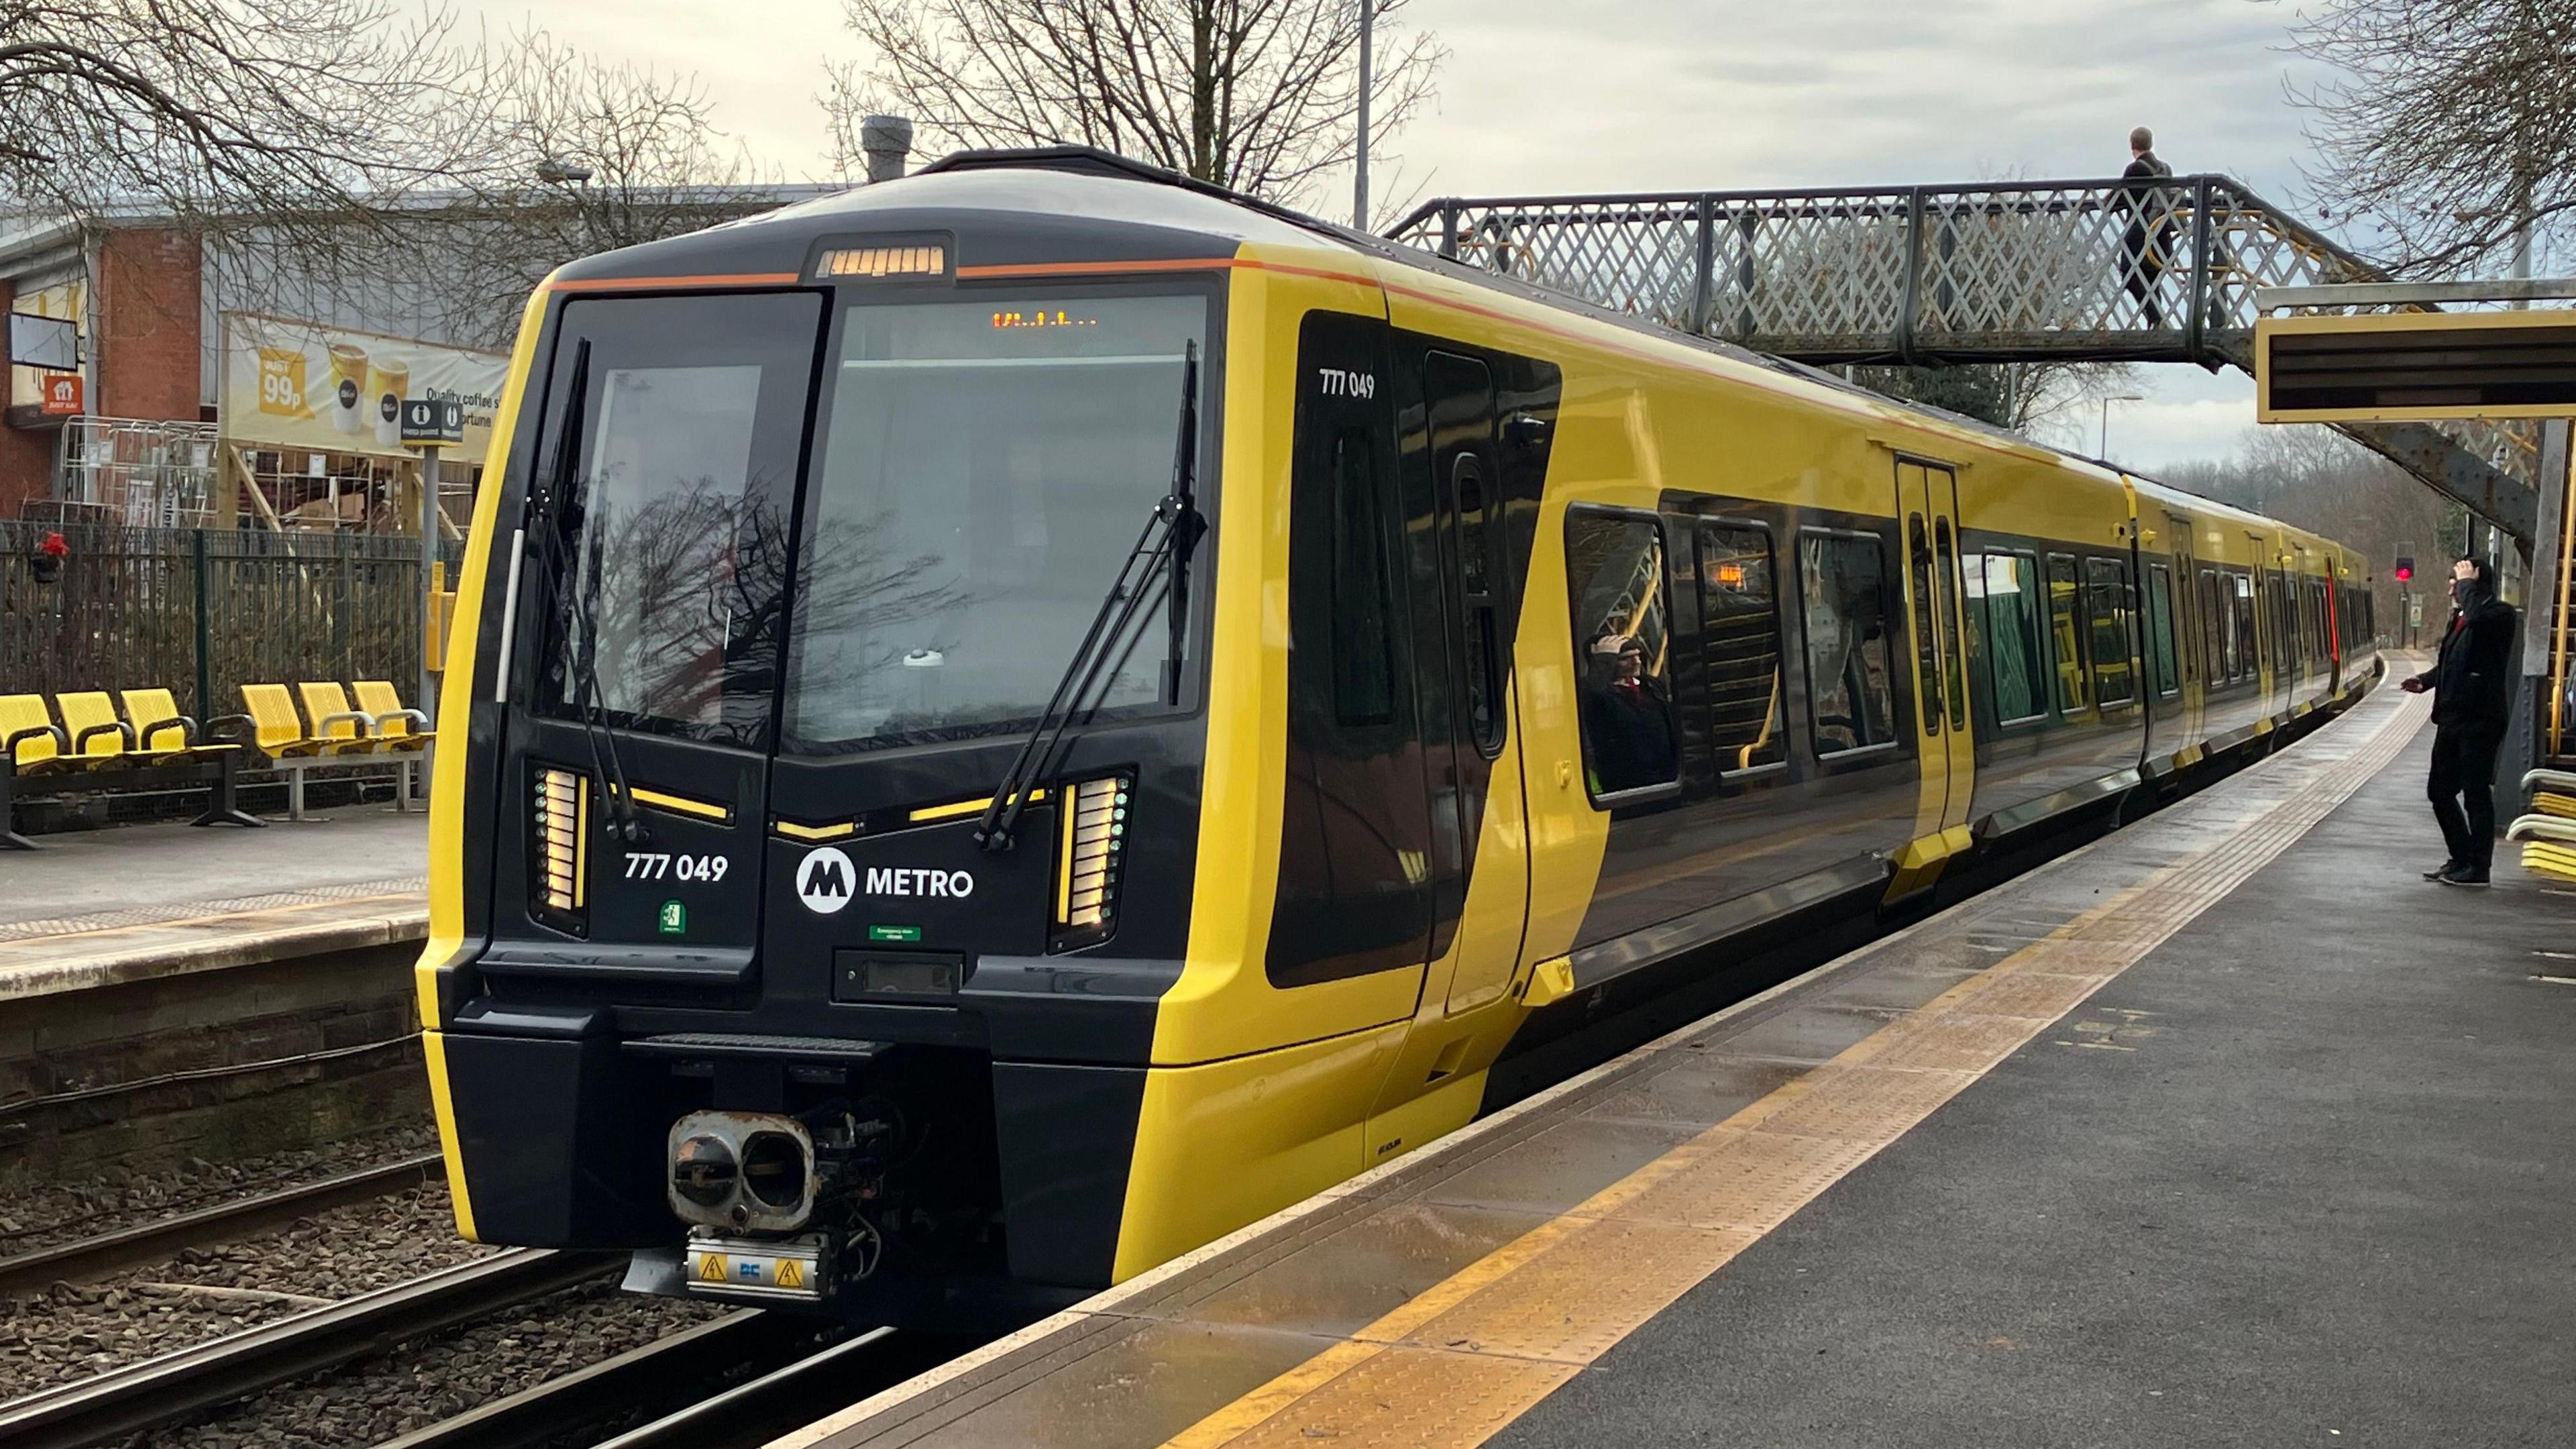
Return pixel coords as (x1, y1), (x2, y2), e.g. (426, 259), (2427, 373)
(739, 1131), (808, 1212)
(665, 1112), (818, 1232)
(671, 1133), (738, 1210)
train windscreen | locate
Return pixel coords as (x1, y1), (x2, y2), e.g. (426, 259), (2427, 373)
(782, 292), (1210, 753)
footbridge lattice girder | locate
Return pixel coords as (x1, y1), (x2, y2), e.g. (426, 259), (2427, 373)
(1386, 176), (2537, 542)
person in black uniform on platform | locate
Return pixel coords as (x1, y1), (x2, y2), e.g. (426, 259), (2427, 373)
(2401, 557), (2518, 886)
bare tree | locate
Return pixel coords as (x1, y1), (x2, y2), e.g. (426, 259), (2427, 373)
(1849, 360), (2139, 441)
(826, 0), (1444, 206)
(2275, 0), (2576, 274)
(412, 30), (793, 347)
(2160, 423), (2459, 631)
(1, 1), (485, 227)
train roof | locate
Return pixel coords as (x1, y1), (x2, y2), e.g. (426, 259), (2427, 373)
(551, 148), (2358, 564)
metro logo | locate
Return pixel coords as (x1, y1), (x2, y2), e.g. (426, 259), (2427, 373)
(863, 867), (975, 899)
(795, 847), (857, 915)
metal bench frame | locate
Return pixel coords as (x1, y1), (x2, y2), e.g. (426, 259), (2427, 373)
(0, 719), (264, 851)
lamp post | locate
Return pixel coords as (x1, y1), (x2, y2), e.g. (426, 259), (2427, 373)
(1354, 0), (1373, 230)
(2098, 393), (2145, 459)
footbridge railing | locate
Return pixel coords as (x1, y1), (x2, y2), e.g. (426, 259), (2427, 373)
(1387, 177), (2537, 539)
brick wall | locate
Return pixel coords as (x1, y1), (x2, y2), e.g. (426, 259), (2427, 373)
(93, 227), (203, 423)
(0, 273), (60, 517)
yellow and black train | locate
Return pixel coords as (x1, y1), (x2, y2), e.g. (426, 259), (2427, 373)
(417, 149), (2379, 1323)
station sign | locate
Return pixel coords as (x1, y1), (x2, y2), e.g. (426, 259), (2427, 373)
(2256, 310), (2576, 423)
(398, 397), (467, 448)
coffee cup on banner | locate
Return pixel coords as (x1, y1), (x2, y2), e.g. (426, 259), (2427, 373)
(371, 360), (410, 447)
(329, 344), (369, 434)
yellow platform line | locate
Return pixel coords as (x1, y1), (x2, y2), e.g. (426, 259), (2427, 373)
(1159, 692), (2424, 1449)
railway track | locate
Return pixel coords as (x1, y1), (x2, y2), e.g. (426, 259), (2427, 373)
(0, 1247), (618, 1449)
(375, 1313), (971, 1449)
(0, 1152), (445, 1295)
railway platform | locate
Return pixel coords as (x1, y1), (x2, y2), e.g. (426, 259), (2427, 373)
(769, 674), (2576, 1448)
(1, 804), (428, 1181)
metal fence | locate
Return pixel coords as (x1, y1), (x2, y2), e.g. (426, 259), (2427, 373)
(1385, 174), (2538, 540)
(0, 523), (462, 719)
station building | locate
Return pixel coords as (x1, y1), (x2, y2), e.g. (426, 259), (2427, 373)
(0, 184), (839, 528)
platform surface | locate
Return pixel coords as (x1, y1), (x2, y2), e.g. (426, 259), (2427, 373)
(772, 676), (2575, 1448)
(0, 805), (425, 998)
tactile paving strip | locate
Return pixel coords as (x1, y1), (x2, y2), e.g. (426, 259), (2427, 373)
(0, 877), (425, 943)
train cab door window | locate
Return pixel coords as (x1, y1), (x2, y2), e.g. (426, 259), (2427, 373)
(1451, 453), (1505, 754)
(1424, 352), (1507, 759)
(2146, 564), (2180, 698)
(1331, 433), (1397, 725)
(1933, 519), (1969, 734)
(2086, 557), (2136, 707)
(1906, 516), (1943, 738)
(1971, 551), (2047, 726)
(2045, 553), (2091, 716)
(1695, 521), (1786, 771)
(1567, 508), (1680, 798)
(1270, 310), (1431, 987)
(1800, 529), (1899, 757)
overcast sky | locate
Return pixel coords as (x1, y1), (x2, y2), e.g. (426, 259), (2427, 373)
(451, 0), (2342, 470)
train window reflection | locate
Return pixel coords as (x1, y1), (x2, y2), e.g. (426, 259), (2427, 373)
(1330, 432), (1397, 727)
(1695, 522), (1784, 770)
(1800, 530), (1898, 757)
(1566, 508), (1680, 798)
(2086, 557), (2136, 706)
(784, 292), (1208, 751)
(1971, 552), (2048, 726)
(2045, 554), (2090, 715)
(2147, 564), (2180, 698)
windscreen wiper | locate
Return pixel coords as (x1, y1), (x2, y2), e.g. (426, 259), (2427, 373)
(528, 341), (647, 845)
(975, 341), (1201, 854)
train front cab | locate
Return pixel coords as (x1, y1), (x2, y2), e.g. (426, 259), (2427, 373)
(411, 180), (1608, 1324)
(414, 161), (2387, 1330)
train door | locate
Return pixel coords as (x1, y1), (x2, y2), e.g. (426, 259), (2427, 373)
(1895, 460), (1974, 836)
(2167, 508), (2203, 741)
(1419, 352), (1532, 1015)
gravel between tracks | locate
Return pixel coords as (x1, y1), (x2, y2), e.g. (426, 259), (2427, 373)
(122, 1277), (726, 1449)
(0, 1122), (442, 1258)
(0, 1179), (488, 1399)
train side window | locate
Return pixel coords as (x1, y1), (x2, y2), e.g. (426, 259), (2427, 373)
(1906, 517), (1943, 738)
(1973, 551), (2048, 726)
(2085, 557), (2136, 706)
(2147, 564), (2180, 698)
(2198, 570), (2226, 684)
(1800, 529), (1899, 757)
(1933, 519), (1968, 733)
(1330, 431), (1397, 726)
(2233, 573), (2258, 680)
(2045, 553), (2090, 715)
(1695, 521), (1786, 771)
(1566, 508), (1680, 799)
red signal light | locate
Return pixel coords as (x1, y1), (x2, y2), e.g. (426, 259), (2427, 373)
(2394, 564), (2412, 582)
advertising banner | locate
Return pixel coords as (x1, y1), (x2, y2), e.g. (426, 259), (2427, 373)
(219, 313), (506, 460)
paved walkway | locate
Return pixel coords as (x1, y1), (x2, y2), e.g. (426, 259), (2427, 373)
(0, 806), (425, 999)
(770, 676), (2575, 1449)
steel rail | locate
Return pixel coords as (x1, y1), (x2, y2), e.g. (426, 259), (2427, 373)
(0, 1153), (445, 1295)
(369, 1309), (811, 1449)
(0, 1247), (619, 1449)
(596, 1325), (906, 1449)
